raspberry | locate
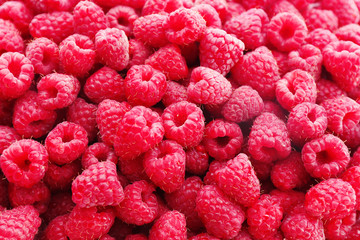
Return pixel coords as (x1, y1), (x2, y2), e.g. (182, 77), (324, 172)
(346, 220), (360, 240)
(162, 81), (189, 107)
(232, 230), (252, 240)
(266, 12), (308, 52)
(287, 102), (328, 146)
(81, 142), (118, 169)
(305, 178), (356, 219)
(45, 121), (88, 165)
(0, 99), (14, 126)
(145, 44), (188, 81)
(125, 65), (167, 107)
(42, 192), (75, 223)
(0, 52), (34, 100)
(231, 46), (280, 100)
(203, 160), (226, 185)
(266, 0), (302, 19)
(324, 210), (356, 240)
(191, 4), (222, 29)
(142, 0), (185, 15)
(270, 189), (305, 214)
(149, 211), (187, 240)
(114, 106), (164, 161)
(0, 139), (48, 188)
(196, 185), (245, 239)
(189, 233), (220, 240)
(0, 126), (21, 155)
(0, 19), (24, 54)
(44, 214), (69, 240)
(162, 101), (205, 147)
(25, 37), (59, 75)
(94, 0), (145, 8)
(316, 78), (347, 104)
(350, 146), (360, 167)
(0, 205), (41, 240)
(194, 0), (228, 22)
(248, 112), (291, 163)
(13, 91), (57, 138)
(322, 0), (360, 26)
(263, 100), (287, 122)
(335, 24), (360, 46)
(29, 11), (74, 44)
(199, 28), (244, 76)
(59, 34), (96, 78)
(187, 66), (232, 105)
(223, 8), (269, 50)
(303, 8), (339, 32)
(0, 1), (33, 35)
(95, 28), (129, 71)
(115, 180), (158, 225)
(305, 28), (339, 51)
(125, 234), (148, 240)
(342, 166), (360, 210)
(106, 5), (138, 37)
(44, 160), (81, 191)
(73, 1), (108, 39)
(24, 0), (76, 13)
(128, 39), (152, 68)
(185, 144), (209, 175)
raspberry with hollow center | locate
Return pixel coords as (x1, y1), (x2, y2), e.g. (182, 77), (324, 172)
(44, 160), (81, 191)
(106, 5), (138, 37)
(81, 142), (118, 169)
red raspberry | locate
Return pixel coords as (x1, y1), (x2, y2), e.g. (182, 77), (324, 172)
(162, 101), (205, 147)
(0, 19), (24, 53)
(266, 12), (308, 52)
(29, 11), (74, 44)
(0, 52), (33, 100)
(13, 91), (57, 138)
(287, 102), (328, 146)
(305, 28), (339, 51)
(24, 0), (76, 13)
(0, 139), (48, 188)
(149, 211), (187, 240)
(44, 214), (69, 240)
(316, 78), (347, 104)
(0, 99), (14, 126)
(81, 142), (118, 169)
(191, 4), (222, 29)
(322, 0), (359, 26)
(59, 34), (96, 78)
(189, 233), (220, 240)
(231, 46), (280, 100)
(114, 106), (164, 161)
(303, 8), (338, 32)
(305, 178), (356, 219)
(95, 28), (129, 71)
(350, 146), (360, 167)
(125, 64), (167, 107)
(266, 0), (302, 19)
(44, 160), (81, 191)
(0, 1), (33, 35)
(142, 0), (188, 15)
(42, 192), (75, 223)
(185, 144), (209, 175)
(128, 39), (152, 68)
(271, 49), (289, 76)
(25, 37), (59, 75)
(224, 8), (269, 50)
(8, 181), (50, 214)
(196, 185), (245, 239)
(145, 44), (188, 81)
(270, 189), (305, 214)
(194, 0), (228, 22)
(335, 24), (360, 46)
(248, 112), (291, 163)
(342, 166), (360, 210)
(247, 194), (283, 240)
(94, 0), (145, 8)
(162, 81), (189, 107)
(115, 180), (158, 225)
(346, 220), (360, 240)
(118, 155), (149, 182)
(324, 210), (356, 240)
(107, 218), (134, 240)
(263, 100), (287, 122)
(106, 5), (138, 37)
(45, 121), (88, 165)
(199, 28), (244, 76)
(0, 126), (21, 155)
(187, 66), (232, 105)
(73, 1), (108, 39)
(125, 234), (148, 240)
(0, 205), (41, 240)
(203, 161), (226, 185)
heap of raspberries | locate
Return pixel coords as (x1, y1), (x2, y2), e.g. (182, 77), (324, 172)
(3, 0), (360, 239)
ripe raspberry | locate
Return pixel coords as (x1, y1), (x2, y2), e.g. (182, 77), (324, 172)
(316, 78), (347, 104)
(125, 234), (147, 240)
(24, 0), (76, 13)
(128, 39), (152, 68)
(115, 180), (158, 225)
(350, 146), (360, 167)
(270, 189), (305, 214)
(305, 28), (339, 51)
(231, 46), (280, 100)
(346, 220), (360, 240)
(324, 210), (356, 240)
(0, 139), (48, 188)
(94, 0), (145, 8)
(196, 185), (245, 239)
(81, 142), (118, 169)
(0, 1), (33, 35)
(13, 90), (57, 138)
(342, 166), (360, 210)
(42, 192), (75, 223)
(0, 126), (21, 155)
(145, 44), (188, 81)
(322, 0), (359, 26)
(266, 0), (302, 19)
(44, 160), (81, 191)
(125, 64), (167, 107)
(162, 101), (205, 147)
(189, 233), (220, 240)
(335, 24), (360, 46)
(223, 8), (269, 50)
(142, 0), (189, 15)
(149, 211), (187, 240)
(191, 4), (222, 29)
(106, 5), (138, 37)
(29, 11), (74, 44)
(303, 8), (339, 32)
(199, 28), (244, 76)
(73, 1), (108, 39)
(263, 100), (287, 122)
(44, 214), (69, 240)
(162, 81), (189, 107)
(194, 0), (228, 22)
(59, 34), (96, 78)
(45, 121), (88, 165)
(185, 144), (209, 175)
(0, 19), (24, 53)
(305, 178), (356, 219)
(0, 205), (41, 240)
(114, 106), (164, 161)
(0, 99), (14, 126)
(203, 160), (226, 185)
(266, 12), (308, 52)
(248, 112), (291, 163)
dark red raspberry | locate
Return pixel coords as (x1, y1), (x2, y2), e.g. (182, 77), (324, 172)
(114, 106), (164, 161)
(128, 39), (152, 68)
(149, 211), (187, 240)
(335, 24), (360, 46)
(125, 234), (148, 240)
(203, 160), (226, 185)
(270, 189), (305, 214)
(125, 64), (167, 107)
(342, 166), (360, 210)
(185, 144), (209, 175)
(142, 0), (188, 15)
(350, 146), (360, 167)
(44, 160), (81, 191)
(316, 78), (347, 104)
(0, 1), (33, 35)
(59, 34), (96, 78)
(194, 0), (228, 22)
(322, 0), (359, 26)
(44, 214), (69, 240)
(0, 205), (41, 240)
(42, 192), (75, 223)
(191, 4), (222, 28)
(0, 126), (21, 155)
(81, 142), (118, 169)
(162, 81), (189, 107)
(324, 210), (356, 240)
(266, 12), (308, 52)
(263, 100), (287, 122)
(231, 46), (280, 100)
(0, 139), (48, 188)
(162, 101), (205, 147)
(189, 233), (220, 240)
(115, 180), (158, 225)
(0, 19), (24, 54)
(106, 5), (138, 37)
(248, 112), (291, 163)
(196, 185), (245, 239)
(199, 28), (244, 76)
(45, 121), (88, 165)
(0, 52), (34, 100)
(29, 11), (74, 44)
(303, 8), (339, 32)
(305, 28), (339, 51)
(266, 0), (302, 19)
(0, 99), (14, 126)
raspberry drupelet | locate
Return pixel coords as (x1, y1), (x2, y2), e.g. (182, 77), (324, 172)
(106, 5), (139, 37)
(149, 211), (187, 240)
(81, 142), (118, 169)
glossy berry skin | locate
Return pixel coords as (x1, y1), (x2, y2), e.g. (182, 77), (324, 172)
(149, 211), (187, 240)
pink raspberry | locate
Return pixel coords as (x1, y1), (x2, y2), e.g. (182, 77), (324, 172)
(162, 101), (205, 147)
(248, 112), (291, 163)
(142, 0), (186, 15)
(149, 211), (187, 240)
(316, 78), (347, 104)
(125, 64), (167, 107)
(194, 0), (228, 22)
(94, 0), (145, 8)
(44, 160), (81, 191)
(270, 189), (305, 214)
(342, 166), (360, 210)
(81, 142), (118, 169)
(189, 233), (220, 240)
(324, 210), (356, 240)
(322, 0), (359, 26)
(303, 8), (338, 32)
(44, 214), (69, 240)
(24, 0), (76, 13)
(335, 24), (360, 46)
(185, 144), (209, 175)
(115, 180), (158, 225)
(95, 28), (129, 71)
(0, 99), (14, 126)
(266, 12), (308, 52)
(305, 28), (339, 51)
(199, 28), (244, 76)
(127, 39), (152, 68)
(0, 1), (33, 35)
(162, 81), (189, 107)
(106, 5), (138, 37)
(263, 100), (287, 122)
(0, 126), (21, 155)
(271, 49), (289, 77)
(42, 192), (74, 223)
(125, 234), (148, 240)
(350, 146), (360, 167)
(0, 19), (24, 53)
(196, 185), (245, 239)
(266, 0), (302, 19)
(305, 178), (356, 219)
(45, 121), (88, 165)
(0, 139), (48, 188)
(191, 4), (222, 28)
